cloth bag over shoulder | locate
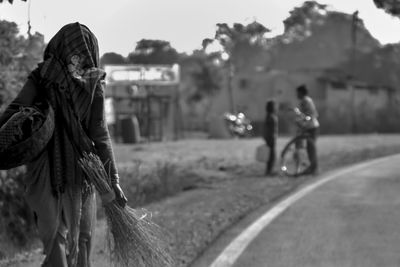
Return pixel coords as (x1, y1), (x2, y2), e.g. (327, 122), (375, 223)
(255, 144), (269, 163)
(0, 102), (54, 170)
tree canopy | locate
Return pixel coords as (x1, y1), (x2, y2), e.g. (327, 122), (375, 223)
(100, 52), (126, 67)
(373, 0), (400, 16)
(0, 20), (45, 110)
(201, 21), (271, 77)
(207, 21), (270, 57)
(180, 51), (222, 102)
(282, 1), (328, 42)
(127, 39), (180, 65)
(0, 0), (26, 3)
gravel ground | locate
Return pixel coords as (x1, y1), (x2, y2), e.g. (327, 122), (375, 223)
(2, 135), (400, 267)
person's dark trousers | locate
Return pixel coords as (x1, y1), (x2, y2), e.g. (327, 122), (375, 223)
(265, 139), (276, 175)
(305, 128), (318, 173)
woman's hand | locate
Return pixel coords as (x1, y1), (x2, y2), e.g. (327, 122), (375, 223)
(112, 183), (128, 208)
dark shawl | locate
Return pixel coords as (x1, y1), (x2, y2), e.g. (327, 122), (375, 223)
(39, 23), (105, 194)
(0, 22), (119, 266)
(24, 23), (116, 266)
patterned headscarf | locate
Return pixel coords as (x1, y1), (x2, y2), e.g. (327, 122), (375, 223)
(39, 22), (105, 121)
(37, 22), (106, 194)
(25, 24), (105, 265)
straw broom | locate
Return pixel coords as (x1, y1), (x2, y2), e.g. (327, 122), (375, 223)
(79, 152), (173, 267)
(50, 86), (172, 266)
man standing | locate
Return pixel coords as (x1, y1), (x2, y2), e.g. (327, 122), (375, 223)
(296, 85), (319, 175)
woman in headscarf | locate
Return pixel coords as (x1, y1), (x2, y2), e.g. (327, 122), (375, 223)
(0, 22), (127, 267)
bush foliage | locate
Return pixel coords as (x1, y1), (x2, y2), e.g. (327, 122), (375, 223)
(0, 20), (45, 246)
(0, 168), (34, 246)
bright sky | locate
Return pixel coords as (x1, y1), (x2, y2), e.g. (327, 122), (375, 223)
(1, 0), (399, 56)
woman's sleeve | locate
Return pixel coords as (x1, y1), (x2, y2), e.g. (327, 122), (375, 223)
(0, 69), (40, 126)
(87, 83), (119, 183)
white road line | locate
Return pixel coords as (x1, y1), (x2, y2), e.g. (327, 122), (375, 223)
(209, 154), (399, 267)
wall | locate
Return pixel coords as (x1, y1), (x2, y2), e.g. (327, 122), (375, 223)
(207, 70), (325, 135)
(320, 83), (398, 133)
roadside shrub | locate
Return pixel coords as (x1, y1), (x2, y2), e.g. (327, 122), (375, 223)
(118, 160), (184, 207)
(0, 167), (34, 246)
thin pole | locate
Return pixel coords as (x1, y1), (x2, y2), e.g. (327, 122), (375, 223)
(27, 0), (32, 38)
(350, 10), (358, 133)
(227, 59), (235, 114)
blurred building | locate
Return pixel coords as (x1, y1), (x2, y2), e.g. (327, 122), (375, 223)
(206, 11), (400, 135)
(104, 64), (183, 142)
(318, 76), (399, 133)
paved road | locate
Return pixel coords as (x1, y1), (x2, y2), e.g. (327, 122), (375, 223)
(199, 154), (400, 267)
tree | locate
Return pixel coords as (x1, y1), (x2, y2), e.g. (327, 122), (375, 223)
(373, 0), (400, 16)
(0, 0), (26, 3)
(180, 50), (222, 102)
(189, 21), (269, 101)
(201, 21), (270, 112)
(0, 20), (45, 111)
(0, 21), (44, 246)
(127, 39), (179, 65)
(20, 32), (45, 71)
(282, 1), (328, 42)
(208, 21), (270, 59)
(0, 20), (25, 109)
(179, 50), (223, 131)
(100, 52), (126, 67)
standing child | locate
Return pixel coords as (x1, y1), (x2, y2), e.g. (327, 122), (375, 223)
(263, 100), (278, 176)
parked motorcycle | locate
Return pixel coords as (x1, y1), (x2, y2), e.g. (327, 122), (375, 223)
(223, 112), (253, 138)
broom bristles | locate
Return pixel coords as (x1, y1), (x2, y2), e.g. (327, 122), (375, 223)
(79, 152), (173, 267)
(104, 204), (173, 267)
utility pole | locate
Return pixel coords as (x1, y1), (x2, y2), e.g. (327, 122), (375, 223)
(350, 10), (358, 133)
(27, 0), (32, 38)
(222, 51), (235, 114)
(227, 59), (235, 114)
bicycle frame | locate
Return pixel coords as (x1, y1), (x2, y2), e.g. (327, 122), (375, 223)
(280, 130), (313, 177)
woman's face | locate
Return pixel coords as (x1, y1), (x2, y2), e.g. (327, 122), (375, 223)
(44, 23), (99, 69)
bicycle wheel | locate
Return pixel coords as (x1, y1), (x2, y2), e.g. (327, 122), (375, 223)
(280, 135), (311, 177)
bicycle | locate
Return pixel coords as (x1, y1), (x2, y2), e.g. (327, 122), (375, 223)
(280, 108), (316, 177)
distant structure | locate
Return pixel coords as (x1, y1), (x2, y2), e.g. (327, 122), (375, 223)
(204, 11), (400, 134)
(104, 64), (183, 142)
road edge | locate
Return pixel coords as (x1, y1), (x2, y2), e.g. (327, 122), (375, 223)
(208, 153), (400, 267)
